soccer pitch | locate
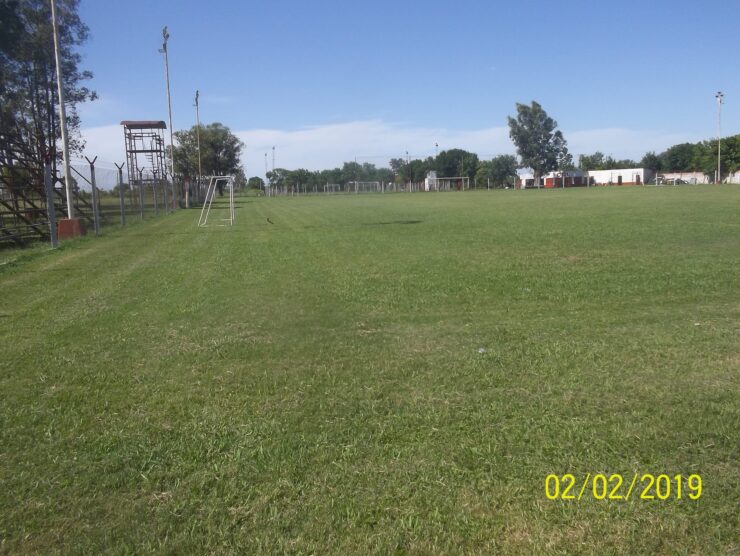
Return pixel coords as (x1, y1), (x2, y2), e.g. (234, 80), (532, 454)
(1, 186), (738, 553)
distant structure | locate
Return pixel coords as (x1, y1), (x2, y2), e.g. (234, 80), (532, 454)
(657, 171), (711, 185)
(516, 168), (654, 188)
(121, 120), (168, 188)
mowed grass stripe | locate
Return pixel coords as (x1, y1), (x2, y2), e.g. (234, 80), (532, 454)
(0, 186), (738, 554)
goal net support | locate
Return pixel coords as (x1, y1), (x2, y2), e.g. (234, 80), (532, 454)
(347, 181), (381, 194)
(198, 175), (235, 227)
(428, 176), (469, 191)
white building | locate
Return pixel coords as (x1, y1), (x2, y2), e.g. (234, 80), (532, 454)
(586, 168), (653, 186)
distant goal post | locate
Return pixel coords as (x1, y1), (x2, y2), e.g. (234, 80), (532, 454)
(347, 181), (381, 194)
(427, 176), (469, 191)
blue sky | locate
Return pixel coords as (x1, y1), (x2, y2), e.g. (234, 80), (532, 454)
(76, 0), (740, 178)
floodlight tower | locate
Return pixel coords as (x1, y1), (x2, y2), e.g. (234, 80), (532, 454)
(715, 91), (724, 184)
(50, 0), (74, 218)
(159, 27), (175, 188)
(194, 89), (202, 204)
(272, 146), (275, 172)
(406, 150), (410, 190)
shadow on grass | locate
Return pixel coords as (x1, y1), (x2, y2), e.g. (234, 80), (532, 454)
(364, 220), (423, 226)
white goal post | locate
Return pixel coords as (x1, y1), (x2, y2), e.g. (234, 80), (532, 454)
(427, 176), (470, 191)
(197, 175), (235, 227)
(347, 181), (381, 194)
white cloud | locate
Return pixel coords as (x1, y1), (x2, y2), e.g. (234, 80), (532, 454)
(80, 119), (702, 184)
(235, 120), (514, 176)
(78, 124), (127, 164)
(566, 128), (701, 161)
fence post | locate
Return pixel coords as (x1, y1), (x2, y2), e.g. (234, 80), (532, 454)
(115, 162), (126, 226)
(152, 171), (159, 215)
(162, 173), (170, 214)
(44, 156), (59, 248)
(85, 156), (101, 236)
(137, 169), (145, 219)
(170, 175), (176, 211)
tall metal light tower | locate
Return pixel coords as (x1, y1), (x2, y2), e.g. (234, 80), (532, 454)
(50, 0), (74, 218)
(194, 89), (202, 204)
(715, 91), (724, 184)
(159, 27), (175, 188)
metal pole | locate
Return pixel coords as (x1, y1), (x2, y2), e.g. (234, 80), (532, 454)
(406, 151), (409, 191)
(716, 91), (723, 184)
(160, 27), (176, 201)
(162, 171), (170, 213)
(85, 156), (101, 236)
(115, 162), (126, 226)
(50, 0), (74, 219)
(153, 171), (159, 215)
(138, 169), (144, 219)
(195, 89), (202, 207)
(44, 156), (59, 248)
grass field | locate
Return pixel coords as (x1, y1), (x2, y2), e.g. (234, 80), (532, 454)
(1, 186), (738, 554)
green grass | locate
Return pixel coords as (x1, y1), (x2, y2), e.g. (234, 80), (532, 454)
(1, 186), (738, 554)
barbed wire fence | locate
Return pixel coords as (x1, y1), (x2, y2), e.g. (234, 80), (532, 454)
(0, 154), (187, 249)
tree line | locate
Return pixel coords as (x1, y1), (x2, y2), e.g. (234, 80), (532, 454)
(255, 151), (519, 191)
(172, 103), (740, 193)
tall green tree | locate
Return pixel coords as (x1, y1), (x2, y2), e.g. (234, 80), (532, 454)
(507, 101), (568, 186)
(0, 0), (96, 183)
(172, 122), (244, 179)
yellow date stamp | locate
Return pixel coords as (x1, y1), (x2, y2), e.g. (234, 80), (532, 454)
(545, 473), (702, 501)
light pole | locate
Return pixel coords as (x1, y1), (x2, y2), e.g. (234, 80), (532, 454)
(159, 27), (175, 198)
(406, 150), (409, 191)
(50, 0), (74, 219)
(435, 142), (438, 157)
(194, 90), (202, 205)
(715, 91), (724, 184)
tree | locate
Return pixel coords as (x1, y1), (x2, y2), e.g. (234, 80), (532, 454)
(266, 168), (288, 189)
(579, 152), (637, 171)
(640, 151), (663, 173)
(661, 143), (695, 172)
(436, 148), (477, 179)
(247, 176), (264, 191)
(172, 122), (244, 179)
(1, 0), (96, 186)
(489, 154), (518, 187)
(508, 101), (568, 186)
(579, 152), (606, 171)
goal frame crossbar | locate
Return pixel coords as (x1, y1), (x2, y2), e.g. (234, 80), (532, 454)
(347, 181), (381, 194)
(429, 176), (469, 191)
(197, 175), (235, 227)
